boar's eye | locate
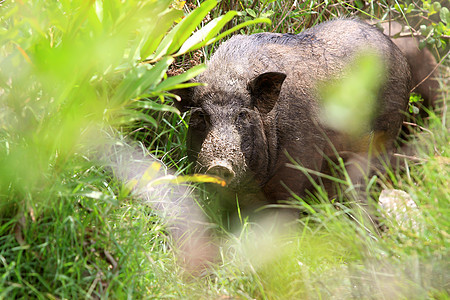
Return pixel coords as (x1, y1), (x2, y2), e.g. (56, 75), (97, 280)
(236, 109), (250, 125)
(190, 109), (209, 131)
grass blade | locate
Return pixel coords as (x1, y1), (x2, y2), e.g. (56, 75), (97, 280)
(155, 64), (207, 92)
(111, 57), (174, 106)
(151, 0), (218, 61)
(176, 11), (238, 55)
(206, 17), (272, 46)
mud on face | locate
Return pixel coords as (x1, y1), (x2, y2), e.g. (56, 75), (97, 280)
(187, 91), (271, 192)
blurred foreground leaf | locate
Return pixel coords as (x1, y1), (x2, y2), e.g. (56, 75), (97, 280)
(0, 0), (268, 213)
(319, 54), (385, 137)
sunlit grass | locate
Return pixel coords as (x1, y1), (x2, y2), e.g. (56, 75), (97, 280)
(0, 0), (448, 298)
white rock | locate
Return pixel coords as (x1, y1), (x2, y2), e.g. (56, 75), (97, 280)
(379, 189), (420, 231)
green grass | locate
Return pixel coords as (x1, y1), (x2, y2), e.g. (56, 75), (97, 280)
(0, 160), (176, 298)
(0, 0), (449, 298)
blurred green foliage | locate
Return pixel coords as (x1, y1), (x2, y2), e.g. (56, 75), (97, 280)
(319, 54), (385, 137)
(0, 0), (269, 212)
(0, 0), (183, 208)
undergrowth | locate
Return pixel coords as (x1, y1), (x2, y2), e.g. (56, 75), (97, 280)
(0, 0), (448, 298)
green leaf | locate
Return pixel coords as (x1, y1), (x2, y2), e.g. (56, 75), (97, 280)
(152, 0), (217, 61)
(394, 3), (404, 13)
(131, 100), (180, 114)
(176, 11), (238, 55)
(406, 3), (414, 13)
(139, 83), (204, 100)
(140, 9), (183, 59)
(355, 0), (364, 9)
(94, 0), (104, 22)
(166, 0), (218, 54)
(112, 57), (174, 106)
(261, 10), (274, 18)
(166, 82), (205, 91)
(206, 17), (272, 46)
(440, 7), (450, 25)
(117, 111), (157, 127)
(409, 105), (420, 114)
(163, 82), (204, 96)
(433, 2), (441, 12)
(155, 64), (206, 92)
(419, 39), (426, 49)
(246, 8), (257, 18)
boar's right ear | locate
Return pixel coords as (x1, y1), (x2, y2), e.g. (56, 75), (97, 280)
(248, 72), (286, 114)
(171, 85), (195, 113)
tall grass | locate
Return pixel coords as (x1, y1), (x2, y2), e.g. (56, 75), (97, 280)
(0, 0), (448, 298)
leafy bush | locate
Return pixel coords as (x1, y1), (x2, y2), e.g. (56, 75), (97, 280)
(393, 0), (450, 50)
(0, 0), (269, 297)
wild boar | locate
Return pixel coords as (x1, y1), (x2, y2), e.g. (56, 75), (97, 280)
(173, 19), (411, 208)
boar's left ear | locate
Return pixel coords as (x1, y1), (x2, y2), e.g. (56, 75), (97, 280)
(248, 72), (287, 114)
(171, 84), (195, 113)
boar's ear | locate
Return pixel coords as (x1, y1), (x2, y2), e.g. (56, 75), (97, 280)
(248, 72), (286, 114)
(171, 84), (195, 113)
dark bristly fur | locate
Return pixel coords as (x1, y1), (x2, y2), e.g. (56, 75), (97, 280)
(173, 19), (411, 209)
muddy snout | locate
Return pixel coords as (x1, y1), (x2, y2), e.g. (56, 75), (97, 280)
(206, 161), (235, 184)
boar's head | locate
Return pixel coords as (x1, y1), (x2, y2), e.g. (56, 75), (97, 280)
(173, 72), (286, 192)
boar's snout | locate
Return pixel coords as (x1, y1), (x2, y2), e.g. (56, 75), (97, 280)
(206, 161), (235, 183)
